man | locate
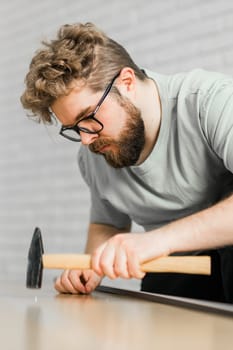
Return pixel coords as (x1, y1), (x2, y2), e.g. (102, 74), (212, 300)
(21, 22), (233, 302)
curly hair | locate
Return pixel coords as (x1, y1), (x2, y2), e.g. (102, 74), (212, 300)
(20, 22), (145, 123)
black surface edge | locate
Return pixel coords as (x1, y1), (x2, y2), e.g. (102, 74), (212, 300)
(97, 285), (233, 317)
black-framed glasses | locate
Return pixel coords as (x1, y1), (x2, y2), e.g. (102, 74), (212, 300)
(59, 71), (120, 142)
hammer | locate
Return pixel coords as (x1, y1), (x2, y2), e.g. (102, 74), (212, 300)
(26, 227), (211, 289)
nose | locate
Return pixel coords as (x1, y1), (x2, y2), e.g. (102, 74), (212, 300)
(80, 132), (99, 145)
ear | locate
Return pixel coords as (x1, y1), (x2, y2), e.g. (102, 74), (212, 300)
(116, 67), (136, 95)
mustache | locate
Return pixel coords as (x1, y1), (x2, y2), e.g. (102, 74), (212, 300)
(89, 137), (117, 153)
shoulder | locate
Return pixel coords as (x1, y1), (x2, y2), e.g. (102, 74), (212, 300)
(168, 69), (233, 118)
(170, 69), (232, 98)
(145, 68), (232, 100)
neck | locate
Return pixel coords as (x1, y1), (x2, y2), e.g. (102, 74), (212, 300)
(136, 77), (161, 165)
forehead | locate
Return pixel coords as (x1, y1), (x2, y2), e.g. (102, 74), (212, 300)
(51, 83), (99, 125)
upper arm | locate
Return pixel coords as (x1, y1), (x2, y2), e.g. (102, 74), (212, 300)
(201, 79), (233, 173)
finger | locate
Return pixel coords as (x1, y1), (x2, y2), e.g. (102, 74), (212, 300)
(68, 270), (87, 294)
(83, 270), (102, 293)
(99, 243), (118, 279)
(60, 270), (79, 293)
(54, 273), (75, 294)
(91, 243), (107, 277)
(114, 246), (130, 279)
(54, 275), (68, 294)
(127, 252), (145, 279)
(59, 270), (82, 294)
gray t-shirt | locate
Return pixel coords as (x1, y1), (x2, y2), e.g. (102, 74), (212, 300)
(78, 69), (233, 232)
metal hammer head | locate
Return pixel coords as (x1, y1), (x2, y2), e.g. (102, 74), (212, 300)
(26, 227), (44, 289)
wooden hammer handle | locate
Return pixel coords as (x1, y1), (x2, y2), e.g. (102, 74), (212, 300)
(43, 254), (211, 275)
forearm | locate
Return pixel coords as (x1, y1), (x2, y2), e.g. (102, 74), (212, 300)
(85, 222), (131, 254)
(156, 194), (233, 255)
(89, 195), (233, 280)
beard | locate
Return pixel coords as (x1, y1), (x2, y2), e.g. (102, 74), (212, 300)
(89, 95), (145, 168)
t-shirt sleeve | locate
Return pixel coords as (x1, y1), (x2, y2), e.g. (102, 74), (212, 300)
(200, 78), (233, 173)
(90, 190), (132, 229)
(78, 147), (131, 230)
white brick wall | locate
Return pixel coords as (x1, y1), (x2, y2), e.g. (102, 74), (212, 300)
(1, 0), (233, 289)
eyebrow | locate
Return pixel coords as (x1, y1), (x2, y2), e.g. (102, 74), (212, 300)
(64, 105), (94, 127)
(74, 106), (93, 122)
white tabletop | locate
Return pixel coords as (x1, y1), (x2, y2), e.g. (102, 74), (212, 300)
(1, 281), (233, 350)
